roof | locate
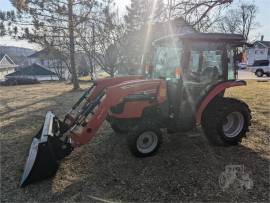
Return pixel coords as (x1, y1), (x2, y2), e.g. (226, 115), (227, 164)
(0, 53), (16, 65)
(28, 48), (64, 60)
(254, 41), (270, 48)
(6, 63), (57, 77)
(28, 49), (50, 58)
(0, 53), (5, 60)
(153, 33), (245, 45)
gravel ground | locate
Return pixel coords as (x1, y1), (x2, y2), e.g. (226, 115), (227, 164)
(0, 81), (269, 202)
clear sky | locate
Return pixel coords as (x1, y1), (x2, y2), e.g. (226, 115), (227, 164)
(0, 0), (269, 48)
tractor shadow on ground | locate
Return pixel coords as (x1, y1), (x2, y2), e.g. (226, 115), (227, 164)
(47, 130), (269, 202)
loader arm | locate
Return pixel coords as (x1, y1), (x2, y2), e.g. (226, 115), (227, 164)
(64, 75), (144, 126)
(70, 79), (167, 146)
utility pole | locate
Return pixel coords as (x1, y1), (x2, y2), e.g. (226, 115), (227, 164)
(68, 0), (80, 90)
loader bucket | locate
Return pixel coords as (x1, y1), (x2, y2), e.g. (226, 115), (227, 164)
(20, 111), (73, 187)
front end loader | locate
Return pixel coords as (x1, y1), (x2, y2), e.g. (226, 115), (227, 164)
(20, 33), (252, 187)
(20, 76), (164, 187)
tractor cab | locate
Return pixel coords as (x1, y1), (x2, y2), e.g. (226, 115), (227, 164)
(148, 33), (246, 130)
(150, 33), (245, 82)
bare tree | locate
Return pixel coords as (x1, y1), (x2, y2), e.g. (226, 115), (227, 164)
(217, 3), (258, 40)
(1, 0), (104, 89)
(165, 0), (233, 31)
(67, 0), (79, 89)
(77, 0), (125, 77)
(216, 9), (241, 34)
(239, 3), (258, 40)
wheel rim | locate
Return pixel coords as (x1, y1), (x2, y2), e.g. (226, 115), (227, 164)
(256, 71), (263, 77)
(222, 112), (245, 138)
(136, 131), (158, 154)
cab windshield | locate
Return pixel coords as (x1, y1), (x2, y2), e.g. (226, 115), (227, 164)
(152, 42), (183, 80)
(151, 39), (236, 82)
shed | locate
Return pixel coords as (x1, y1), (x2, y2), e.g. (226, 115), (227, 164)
(6, 63), (59, 81)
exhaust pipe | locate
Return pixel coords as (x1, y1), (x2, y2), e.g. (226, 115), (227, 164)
(20, 111), (73, 187)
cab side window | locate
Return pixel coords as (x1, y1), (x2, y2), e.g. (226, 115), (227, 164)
(186, 45), (224, 84)
(153, 46), (182, 80)
(189, 51), (200, 73)
(200, 50), (222, 82)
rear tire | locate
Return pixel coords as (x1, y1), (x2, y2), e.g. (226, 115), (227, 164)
(127, 120), (162, 157)
(202, 98), (251, 146)
(255, 69), (264, 77)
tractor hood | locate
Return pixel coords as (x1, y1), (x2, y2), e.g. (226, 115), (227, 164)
(106, 78), (167, 103)
(88, 75), (145, 100)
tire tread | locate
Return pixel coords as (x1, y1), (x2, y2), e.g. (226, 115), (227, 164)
(202, 97), (251, 146)
(127, 119), (162, 157)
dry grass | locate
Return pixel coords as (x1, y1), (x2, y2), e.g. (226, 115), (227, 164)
(226, 80), (270, 157)
(0, 80), (269, 202)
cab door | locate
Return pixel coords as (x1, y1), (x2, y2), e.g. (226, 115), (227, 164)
(181, 41), (228, 107)
(152, 44), (183, 120)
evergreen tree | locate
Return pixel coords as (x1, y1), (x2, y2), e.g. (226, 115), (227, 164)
(123, 0), (165, 69)
(124, 0), (165, 32)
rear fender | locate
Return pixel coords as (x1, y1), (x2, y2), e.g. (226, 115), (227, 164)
(196, 80), (247, 124)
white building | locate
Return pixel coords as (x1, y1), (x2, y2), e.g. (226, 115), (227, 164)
(0, 53), (17, 81)
(246, 40), (270, 66)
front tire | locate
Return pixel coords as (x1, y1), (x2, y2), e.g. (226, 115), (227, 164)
(202, 98), (251, 146)
(127, 120), (162, 157)
(255, 69), (264, 77)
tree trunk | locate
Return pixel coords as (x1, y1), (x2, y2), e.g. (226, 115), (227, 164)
(68, 0), (80, 90)
(110, 66), (115, 77)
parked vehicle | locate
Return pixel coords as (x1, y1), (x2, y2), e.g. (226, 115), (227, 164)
(238, 63), (247, 70)
(248, 65), (270, 77)
(253, 60), (269, 67)
(0, 77), (40, 86)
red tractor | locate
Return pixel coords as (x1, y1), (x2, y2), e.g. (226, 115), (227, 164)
(20, 33), (251, 187)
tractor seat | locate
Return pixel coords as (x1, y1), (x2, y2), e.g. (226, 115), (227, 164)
(200, 66), (220, 83)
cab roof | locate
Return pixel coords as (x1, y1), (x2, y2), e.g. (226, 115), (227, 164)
(153, 33), (245, 45)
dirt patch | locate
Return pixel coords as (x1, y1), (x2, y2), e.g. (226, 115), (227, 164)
(0, 81), (269, 202)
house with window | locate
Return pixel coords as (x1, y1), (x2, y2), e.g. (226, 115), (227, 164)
(0, 53), (18, 80)
(246, 38), (270, 66)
